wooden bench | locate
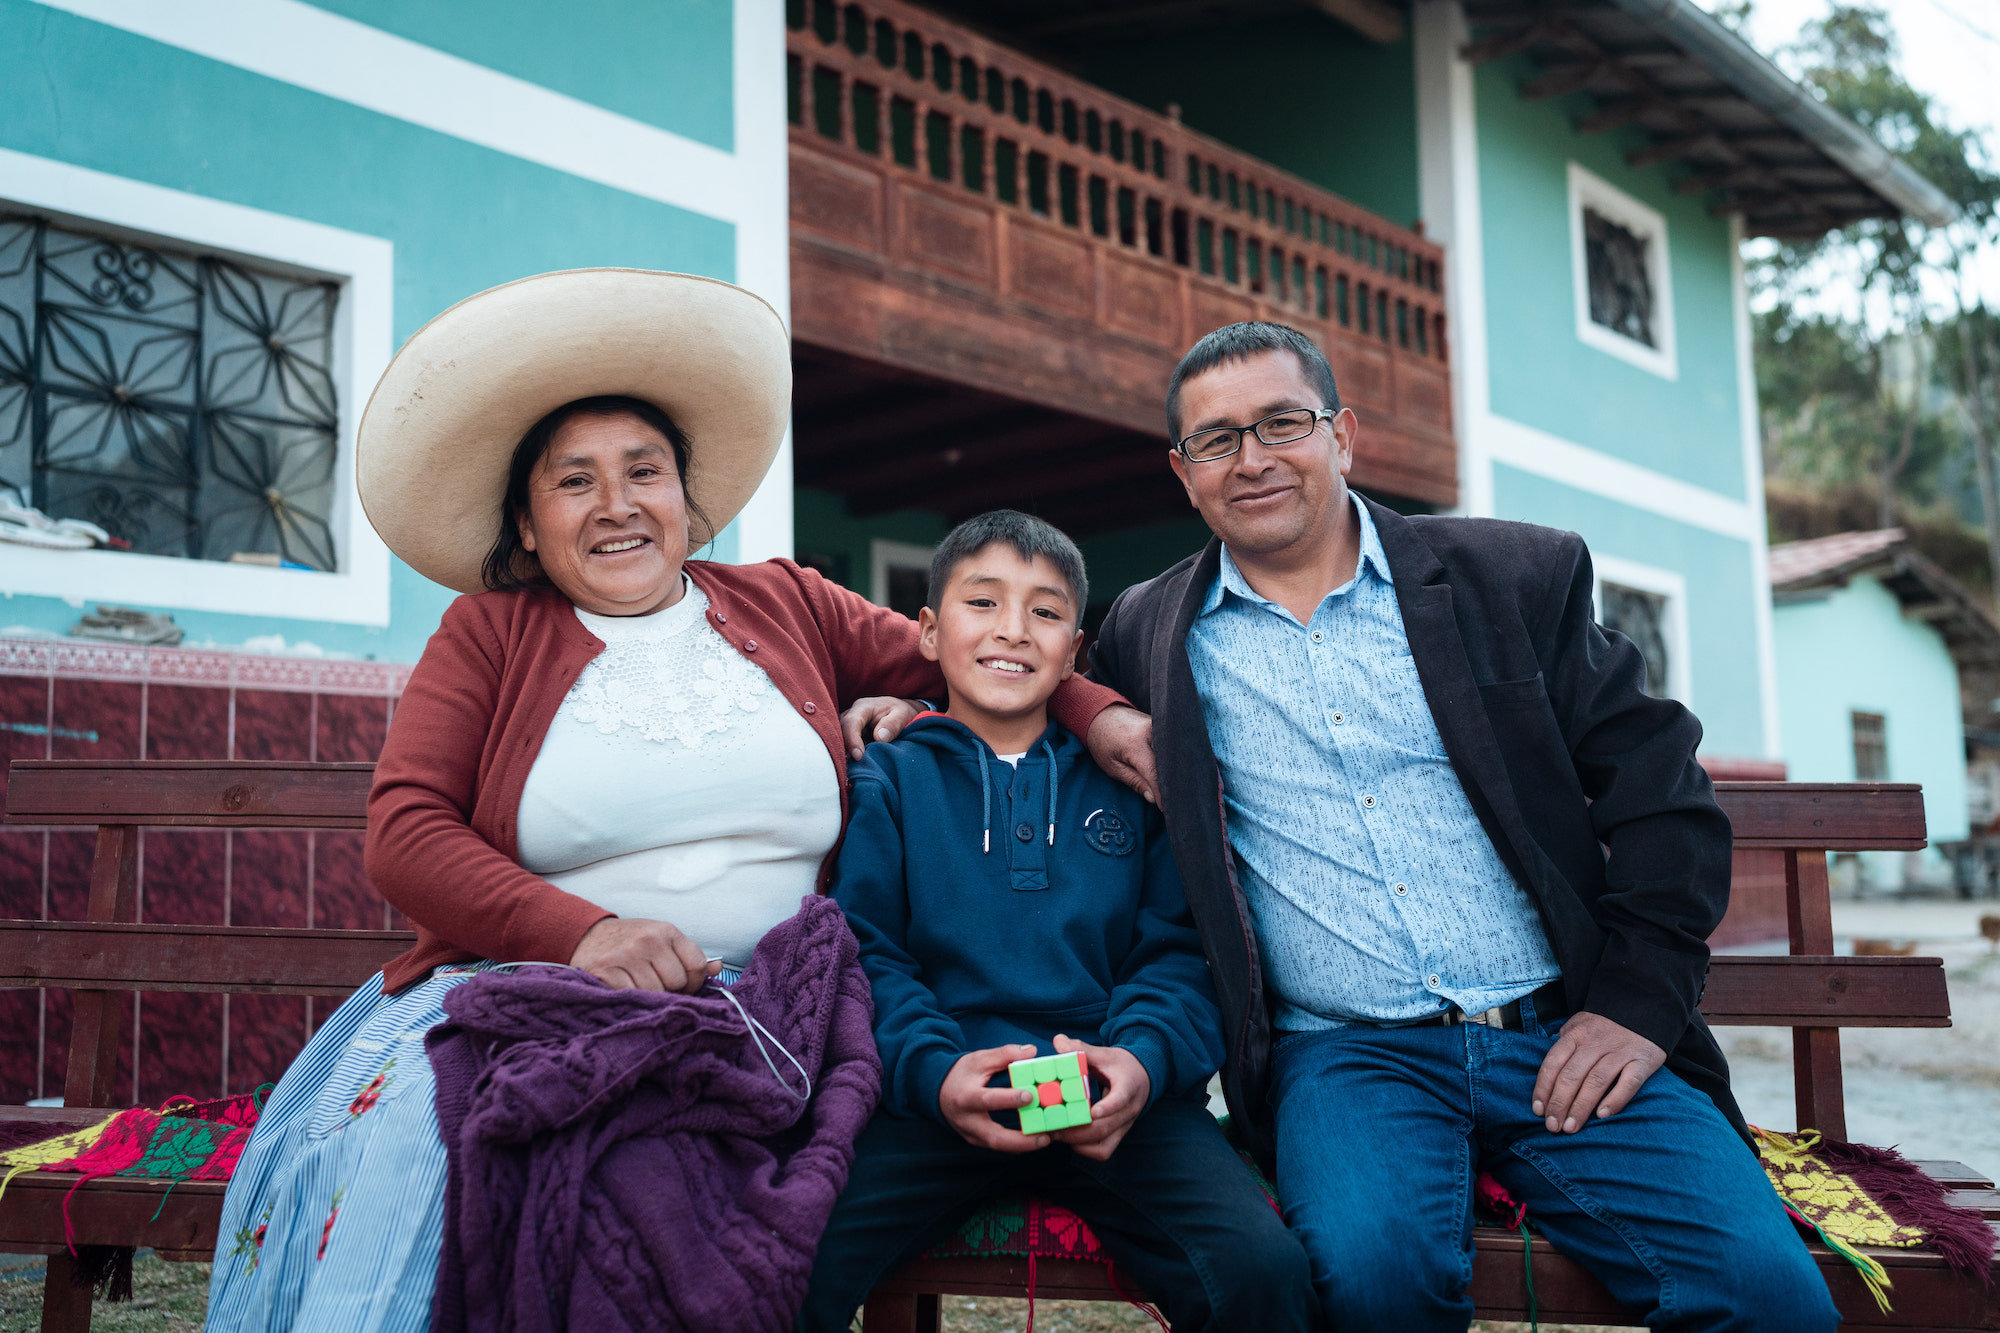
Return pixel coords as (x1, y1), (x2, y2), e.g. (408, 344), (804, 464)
(2, 763), (1995, 1331)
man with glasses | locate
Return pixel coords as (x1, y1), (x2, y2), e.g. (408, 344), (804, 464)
(1085, 322), (1835, 1331)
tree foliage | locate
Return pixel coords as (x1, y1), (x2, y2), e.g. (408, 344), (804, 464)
(1752, 4), (2000, 552)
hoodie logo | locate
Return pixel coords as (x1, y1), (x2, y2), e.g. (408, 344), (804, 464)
(1082, 808), (1134, 856)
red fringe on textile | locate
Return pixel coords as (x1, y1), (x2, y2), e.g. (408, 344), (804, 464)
(1813, 1134), (1996, 1283)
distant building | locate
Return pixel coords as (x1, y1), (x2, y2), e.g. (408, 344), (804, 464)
(1767, 529), (2000, 890)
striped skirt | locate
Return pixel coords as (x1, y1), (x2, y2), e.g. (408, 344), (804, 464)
(204, 961), (743, 1332)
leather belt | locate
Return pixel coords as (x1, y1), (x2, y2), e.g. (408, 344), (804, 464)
(1402, 981), (1566, 1032)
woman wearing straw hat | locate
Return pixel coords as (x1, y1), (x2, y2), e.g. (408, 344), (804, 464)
(203, 269), (1150, 1331)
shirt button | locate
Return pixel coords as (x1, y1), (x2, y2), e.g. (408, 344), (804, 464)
(1427, 974), (1441, 989)
(1393, 882), (1408, 896)
(1015, 822), (1034, 843)
(1361, 794), (1377, 809)
(1311, 630), (1324, 643)
(714, 612), (727, 624)
(743, 639), (758, 652)
(802, 701), (817, 715)
(1331, 711), (1346, 725)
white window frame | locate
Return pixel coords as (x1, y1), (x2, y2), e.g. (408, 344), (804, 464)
(1568, 162), (1677, 381)
(0, 149), (395, 626)
(869, 539), (935, 610)
(1592, 553), (1691, 703)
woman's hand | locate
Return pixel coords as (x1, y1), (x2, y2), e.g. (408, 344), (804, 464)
(939, 1044), (1051, 1152)
(569, 917), (719, 994)
(1085, 705), (1159, 806)
(841, 696), (929, 760)
(1047, 1034), (1150, 1161)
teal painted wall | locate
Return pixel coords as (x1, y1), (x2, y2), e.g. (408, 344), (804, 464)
(304, 0), (735, 150)
(1493, 464), (1765, 757)
(0, 0), (736, 663)
(1475, 60), (1746, 500)
(1773, 577), (1970, 842)
(1078, 514), (1212, 611)
(792, 488), (948, 597)
(1082, 16), (1421, 229)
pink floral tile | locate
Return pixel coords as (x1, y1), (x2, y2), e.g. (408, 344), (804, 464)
(141, 829), (227, 927)
(45, 831), (94, 921)
(50, 679), (141, 761)
(144, 684), (230, 760)
(231, 690), (311, 762)
(0, 674), (51, 807)
(311, 831), (380, 930)
(0, 990), (38, 1102)
(0, 829), (43, 920)
(313, 693), (390, 763)
(139, 992), (224, 1105)
(228, 994), (309, 1096)
(230, 831), (311, 928)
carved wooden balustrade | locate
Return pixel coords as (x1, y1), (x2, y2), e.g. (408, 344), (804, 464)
(786, 0), (1457, 509)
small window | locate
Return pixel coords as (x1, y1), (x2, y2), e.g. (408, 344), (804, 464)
(871, 540), (934, 621)
(1601, 584), (1670, 698)
(1568, 163), (1677, 379)
(1852, 712), (1888, 782)
(1593, 557), (1689, 701)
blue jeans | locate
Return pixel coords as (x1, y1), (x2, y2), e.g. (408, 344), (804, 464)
(1269, 997), (1839, 1332)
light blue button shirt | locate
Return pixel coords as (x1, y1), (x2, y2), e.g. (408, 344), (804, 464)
(1186, 495), (1561, 1030)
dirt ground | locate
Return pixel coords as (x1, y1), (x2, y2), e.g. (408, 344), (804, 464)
(1715, 896), (2000, 1171)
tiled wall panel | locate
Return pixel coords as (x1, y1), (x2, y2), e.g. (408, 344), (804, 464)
(0, 637), (410, 1105)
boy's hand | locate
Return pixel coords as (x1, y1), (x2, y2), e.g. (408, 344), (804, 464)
(841, 696), (928, 759)
(1085, 705), (1158, 806)
(940, 1044), (1052, 1153)
(1047, 1034), (1150, 1161)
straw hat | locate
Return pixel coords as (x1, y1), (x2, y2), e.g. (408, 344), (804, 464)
(356, 268), (790, 594)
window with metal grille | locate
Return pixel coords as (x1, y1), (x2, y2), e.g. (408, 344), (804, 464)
(1583, 206), (1655, 348)
(0, 213), (341, 569)
(1852, 711), (1889, 781)
(1601, 583), (1670, 698)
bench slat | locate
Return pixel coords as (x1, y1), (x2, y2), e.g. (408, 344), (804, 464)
(1921, 1162), (1998, 1190)
(0, 920), (414, 995)
(1712, 782), (1928, 850)
(5, 760), (374, 828)
(1700, 955), (1951, 1026)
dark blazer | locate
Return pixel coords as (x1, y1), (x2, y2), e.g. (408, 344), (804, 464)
(1087, 498), (1743, 1163)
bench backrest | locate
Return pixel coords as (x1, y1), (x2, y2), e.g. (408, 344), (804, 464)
(3, 764), (1943, 1136)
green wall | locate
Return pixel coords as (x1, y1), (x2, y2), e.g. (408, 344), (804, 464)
(1774, 576), (1970, 842)
(304, 0), (735, 150)
(0, 0), (735, 662)
(1077, 514), (1213, 612)
(1493, 464), (1764, 757)
(1475, 59), (1746, 499)
(1083, 16), (1421, 229)
(792, 488), (948, 596)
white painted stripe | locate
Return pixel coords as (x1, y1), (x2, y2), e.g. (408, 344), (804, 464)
(1485, 412), (1759, 542)
(32, 0), (746, 226)
(1731, 213), (1783, 759)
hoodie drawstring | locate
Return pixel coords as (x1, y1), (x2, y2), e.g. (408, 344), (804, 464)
(977, 746), (992, 855)
(1042, 737), (1058, 845)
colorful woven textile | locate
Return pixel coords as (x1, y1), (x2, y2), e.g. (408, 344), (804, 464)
(0, 1090), (268, 1251)
(1754, 1126), (1997, 1314)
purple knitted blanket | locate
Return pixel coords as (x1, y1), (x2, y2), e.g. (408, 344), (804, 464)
(427, 894), (881, 1333)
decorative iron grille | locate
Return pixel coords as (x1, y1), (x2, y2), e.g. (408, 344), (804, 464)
(1582, 206), (1656, 349)
(0, 213), (340, 569)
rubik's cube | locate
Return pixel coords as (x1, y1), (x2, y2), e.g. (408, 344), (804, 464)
(1009, 1051), (1092, 1133)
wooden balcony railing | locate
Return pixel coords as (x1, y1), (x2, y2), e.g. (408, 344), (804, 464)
(786, 0), (1457, 508)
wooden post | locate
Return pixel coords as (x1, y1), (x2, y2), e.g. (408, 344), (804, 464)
(40, 1252), (94, 1333)
(1785, 848), (1847, 1139)
(862, 1291), (942, 1333)
(62, 825), (140, 1112)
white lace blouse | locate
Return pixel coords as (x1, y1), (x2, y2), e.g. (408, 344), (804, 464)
(515, 581), (843, 967)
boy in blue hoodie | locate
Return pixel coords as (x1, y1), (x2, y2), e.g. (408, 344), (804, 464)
(800, 511), (1316, 1333)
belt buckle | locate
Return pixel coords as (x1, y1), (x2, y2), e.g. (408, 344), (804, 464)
(1458, 1006), (1505, 1028)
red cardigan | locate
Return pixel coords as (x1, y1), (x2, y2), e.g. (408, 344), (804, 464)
(366, 558), (1122, 991)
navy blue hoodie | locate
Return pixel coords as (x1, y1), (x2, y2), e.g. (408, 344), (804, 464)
(832, 713), (1225, 1126)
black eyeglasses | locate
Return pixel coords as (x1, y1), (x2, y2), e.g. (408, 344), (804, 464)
(1175, 408), (1335, 463)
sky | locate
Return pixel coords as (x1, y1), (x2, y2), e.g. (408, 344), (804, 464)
(1692, 0), (2000, 319)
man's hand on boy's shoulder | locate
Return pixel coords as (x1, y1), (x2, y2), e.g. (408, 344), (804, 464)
(841, 695), (930, 759)
(1047, 1034), (1150, 1162)
(1086, 706), (1158, 806)
(940, 1044), (1054, 1153)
